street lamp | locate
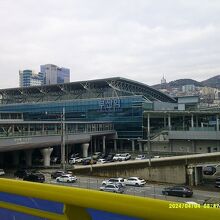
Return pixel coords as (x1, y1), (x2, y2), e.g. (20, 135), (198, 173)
(142, 126), (151, 166)
(61, 107), (66, 171)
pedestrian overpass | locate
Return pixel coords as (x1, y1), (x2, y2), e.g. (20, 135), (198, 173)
(0, 120), (116, 167)
(0, 120), (116, 152)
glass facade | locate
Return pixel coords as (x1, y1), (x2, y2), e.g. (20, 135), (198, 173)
(0, 95), (152, 139)
(40, 64), (70, 85)
(19, 70), (44, 87)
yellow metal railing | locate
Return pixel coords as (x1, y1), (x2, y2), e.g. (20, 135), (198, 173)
(0, 178), (219, 220)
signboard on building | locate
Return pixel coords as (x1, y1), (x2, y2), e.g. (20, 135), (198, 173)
(98, 98), (121, 112)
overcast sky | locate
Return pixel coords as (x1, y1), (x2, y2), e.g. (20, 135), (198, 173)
(0, 0), (220, 89)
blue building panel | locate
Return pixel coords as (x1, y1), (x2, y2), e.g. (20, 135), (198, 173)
(0, 96), (146, 138)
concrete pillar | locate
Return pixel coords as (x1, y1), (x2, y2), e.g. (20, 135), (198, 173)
(196, 116), (199, 127)
(97, 139), (100, 151)
(139, 142), (142, 152)
(81, 143), (89, 158)
(12, 125), (15, 135)
(169, 140), (173, 152)
(131, 140), (135, 152)
(193, 140), (196, 153)
(120, 140), (123, 151)
(168, 114), (171, 130)
(42, 124), (45, 135)
(94, 138), (97, 153)
(102, 136), (106, 154)
(183, 116), (185, 130)
(41, 148), (53, 167)
(147, 113), (151, 152)
(55, 124), (58, 134)
(191, 114), (194, 128)
(0, 153), (4, 166)
(164, 116), (166, 128)
(114, 139), (117, 152)
(187, 166), (194, 186)
(28, 124), (30, 135)
(194, 167), (198, 186)
(216, 115), (219, 131)
(25, 150), (33, 167)
(12, 151), (20, 166)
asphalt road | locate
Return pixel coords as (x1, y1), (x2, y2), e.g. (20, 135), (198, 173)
(45, 174), (220, 204)
(4, 169), (220, 204)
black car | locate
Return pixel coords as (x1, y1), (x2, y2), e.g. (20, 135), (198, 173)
(23, 173), (45, 183)
(82, 158), (97, 165)
(14, 169), (32, 178)
(106, 154), (115, 162)
(162, 186), (193, 197)
(51, 170), (65, 179)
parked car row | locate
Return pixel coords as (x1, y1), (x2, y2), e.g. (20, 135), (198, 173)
(102, 177), (146, 188)
(68, 152), (132, 165)
(135, 155), (161, 160)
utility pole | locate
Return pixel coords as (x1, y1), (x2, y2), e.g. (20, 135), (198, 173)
(147, 113), (151, 167)
(61, 107), (66, 171)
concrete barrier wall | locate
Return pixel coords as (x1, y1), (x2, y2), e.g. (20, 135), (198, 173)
(73, 163), (186, 184)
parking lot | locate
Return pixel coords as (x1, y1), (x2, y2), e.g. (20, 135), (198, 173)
(36, 172), (220, 204)
(3, 165), (220, 205)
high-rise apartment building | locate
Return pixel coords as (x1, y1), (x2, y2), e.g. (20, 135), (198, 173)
(40, 64), (70, 85)
(19, 70), (44, 87)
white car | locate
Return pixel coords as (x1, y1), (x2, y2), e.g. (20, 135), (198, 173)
(135, 155), (146, 160)
(56, 174), (77, 183)
(118, 153), (131, 161)
(102, 178), (126, 187)
(124, 177), (146, 186)
(69, 157), (83, 164)
(0, 169), (5, 176)
(113, 154), (121, 161)
(97, 159), (107, 164)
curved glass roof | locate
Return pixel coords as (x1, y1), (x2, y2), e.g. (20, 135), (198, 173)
(0, 77), (176, 104)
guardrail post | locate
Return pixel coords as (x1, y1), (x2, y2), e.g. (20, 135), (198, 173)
(64, 204), (91, 220)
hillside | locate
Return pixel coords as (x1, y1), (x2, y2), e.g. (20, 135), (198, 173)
(152, 75), (220, 89)
(201, 75), (220, 88)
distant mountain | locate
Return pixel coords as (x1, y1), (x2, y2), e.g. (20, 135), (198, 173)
(169, 79), (202, 87)
(152, 75), (220, 89)
(201, 75), (220, 88)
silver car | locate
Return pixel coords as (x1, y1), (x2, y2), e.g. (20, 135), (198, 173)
(102, 178), (126, 187)
(100, 184), (124, 193)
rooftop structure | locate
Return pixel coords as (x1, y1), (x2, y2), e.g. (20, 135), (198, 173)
(0, 77), (175, 104)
